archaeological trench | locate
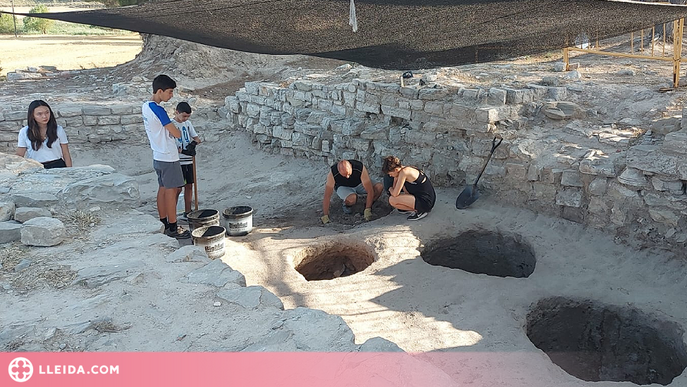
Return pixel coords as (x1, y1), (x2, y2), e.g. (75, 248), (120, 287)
(1, 40), (687, 386)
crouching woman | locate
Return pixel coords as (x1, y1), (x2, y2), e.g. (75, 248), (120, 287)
(382, 155), (436, 221)
(16, 100), (72, 169)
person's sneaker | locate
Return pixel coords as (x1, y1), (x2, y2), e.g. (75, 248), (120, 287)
(407, 211), (428, 221)
(179, 212), (188, 221)
(395, 208), (410, 214)
(342, 203), (353, 214)
(165, 225), (191, 239)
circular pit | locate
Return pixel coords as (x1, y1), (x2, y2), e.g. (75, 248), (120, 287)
(421, 230), (536, 278)
(526, 297), (687, 385)
(294, 240), (375, 281)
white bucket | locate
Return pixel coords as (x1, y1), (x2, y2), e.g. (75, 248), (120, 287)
(223, 206), (253, 236)
(191, 225), (226, 260)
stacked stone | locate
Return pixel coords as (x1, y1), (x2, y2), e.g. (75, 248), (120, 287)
(0, 103), (143, 149)
(0, 108), (24, 153)
(498, 125), (687, 247)
(0, 201), (64, 246)
(226, 79), (527, 185)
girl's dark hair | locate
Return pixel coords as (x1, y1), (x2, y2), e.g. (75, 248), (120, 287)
(382, 155), (402, 174)
(26, 100), (58, 151)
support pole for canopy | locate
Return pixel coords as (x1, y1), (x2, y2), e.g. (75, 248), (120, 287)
(10, 0), (17, 38)
(673, 18), (684, 88)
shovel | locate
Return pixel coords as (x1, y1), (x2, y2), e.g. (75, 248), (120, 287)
(455, 137), (503, 209)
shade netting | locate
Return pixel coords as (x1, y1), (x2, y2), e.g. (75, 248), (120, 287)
(3, 0), (687, 69)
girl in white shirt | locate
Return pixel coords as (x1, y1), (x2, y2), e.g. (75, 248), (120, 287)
(16, 100), (72, 169)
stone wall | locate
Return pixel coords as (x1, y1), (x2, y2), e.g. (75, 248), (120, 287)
(0, 103), (143, 152)
(0, 102), (223, 153)
(224, 78), (687, 254)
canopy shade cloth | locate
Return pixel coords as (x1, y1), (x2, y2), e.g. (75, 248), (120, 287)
(4, 0), (687, 69)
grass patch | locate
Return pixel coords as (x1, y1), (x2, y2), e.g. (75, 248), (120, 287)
(62, 209), (101, 231)
(0, 243), (30, 272)
(18, 20), (136, 35)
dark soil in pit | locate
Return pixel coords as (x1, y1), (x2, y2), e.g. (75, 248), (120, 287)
(294, 240), (375, 281)
(262, 198), (394, 230)
(421, 230), (536, 278)
(526, 297), (687, 386)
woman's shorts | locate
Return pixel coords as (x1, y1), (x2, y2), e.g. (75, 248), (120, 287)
(42, 158), (67, 169)
(414, 196), (435, 213)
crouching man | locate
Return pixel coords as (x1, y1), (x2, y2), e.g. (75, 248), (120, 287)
(321, 159), (383, 224)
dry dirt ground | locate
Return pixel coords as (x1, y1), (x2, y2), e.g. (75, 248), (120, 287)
(0, 35), (142, 78)
(2, 34), (687, 387)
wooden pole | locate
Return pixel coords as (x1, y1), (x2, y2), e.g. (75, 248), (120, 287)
(192, 156), (199, 211)
(10, 0), (17, 38)
(663, 23), (667, 57)
(651, 26), (655, 57)
(673, 18), (684, 89)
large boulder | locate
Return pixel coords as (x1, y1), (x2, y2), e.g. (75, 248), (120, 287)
(0, 221), (22, 244)
(11, 193), (59, 208)
(166, 245), (210, 263)
(183, 258), (246, 287)
(14, 207), (52, 223)
(0, 153), (42, 188)
(58, 173), (140, 209)
(0, 201), (15, 221)
(216, 284), (284, 310)
(20, 217), (65, 247)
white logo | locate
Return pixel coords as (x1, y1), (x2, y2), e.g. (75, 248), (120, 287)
(8, 357), (33, 383)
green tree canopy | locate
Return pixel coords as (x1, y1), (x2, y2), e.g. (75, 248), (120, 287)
(23, 5), (54, 34)
(0, 13), (16, 34)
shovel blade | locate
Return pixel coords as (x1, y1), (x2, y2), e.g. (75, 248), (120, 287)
(455, 185), (480, 209)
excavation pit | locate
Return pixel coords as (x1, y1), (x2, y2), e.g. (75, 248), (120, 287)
(294, 240), (375, 281)
(526, 297), (687, 385)
(421, 230), (535, 278)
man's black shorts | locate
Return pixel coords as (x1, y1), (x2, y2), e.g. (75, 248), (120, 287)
(181, 164), (194, 185)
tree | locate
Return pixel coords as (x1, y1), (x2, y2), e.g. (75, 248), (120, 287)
(0, 13), (16, 34)
(23, 5), (54, 34)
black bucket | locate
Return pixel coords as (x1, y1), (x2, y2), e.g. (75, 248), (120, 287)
(186, 209), (220, 232)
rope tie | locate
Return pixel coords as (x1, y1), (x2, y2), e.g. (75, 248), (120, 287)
(349, 0), (358, 32)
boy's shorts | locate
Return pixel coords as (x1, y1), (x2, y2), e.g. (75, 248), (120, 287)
(181, 164), (194, 185)
(336, 183), (368, 200)
(153, 160), (185, 188)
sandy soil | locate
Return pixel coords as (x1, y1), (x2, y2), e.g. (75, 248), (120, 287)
(3, 34), (687, 386)
(0, 35), (142, 77)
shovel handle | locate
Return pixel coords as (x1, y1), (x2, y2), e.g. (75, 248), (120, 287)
(472, 137), (503, 187)
(193, 156), (199, 211)
(491, 137), (503, 152)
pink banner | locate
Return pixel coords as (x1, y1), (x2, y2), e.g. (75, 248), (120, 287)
(2, 352), (473, 387)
